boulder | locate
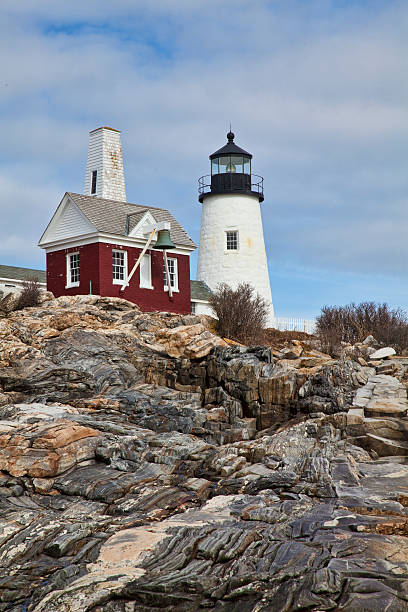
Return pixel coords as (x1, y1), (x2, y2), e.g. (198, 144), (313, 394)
(362, 335), (379, 346)
(370, 347), (396, 359)
(156, 323), (227, 359)
(0, 292), (18, 313)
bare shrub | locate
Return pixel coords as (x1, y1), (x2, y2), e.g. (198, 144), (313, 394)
(209, 282), (268, 345)
(316, 302), (408, 355)
(16, 278), (41, 310)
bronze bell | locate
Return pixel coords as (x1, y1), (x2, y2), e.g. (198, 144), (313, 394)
(153, 229), (175, 250)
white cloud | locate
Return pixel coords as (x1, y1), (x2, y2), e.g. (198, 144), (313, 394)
(0, 0), (407, 311)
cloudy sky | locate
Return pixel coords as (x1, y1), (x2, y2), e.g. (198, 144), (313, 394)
(1, 0), (407, 318)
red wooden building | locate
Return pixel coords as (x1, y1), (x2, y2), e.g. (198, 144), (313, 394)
(38, 128), (196, 314)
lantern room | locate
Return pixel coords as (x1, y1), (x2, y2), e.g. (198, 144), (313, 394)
(198, 131), (264, 202)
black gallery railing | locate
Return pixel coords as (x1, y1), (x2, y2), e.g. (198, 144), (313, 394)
(198, 174), (264, 199)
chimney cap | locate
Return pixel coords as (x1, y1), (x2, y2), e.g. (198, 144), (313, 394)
(89, 126), (121, 134)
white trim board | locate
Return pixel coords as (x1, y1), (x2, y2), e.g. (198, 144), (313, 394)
(41, 234), (194, 256)
(0, 277), (46, 287)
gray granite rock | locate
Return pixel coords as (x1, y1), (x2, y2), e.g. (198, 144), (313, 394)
(0, 297), (407, 610)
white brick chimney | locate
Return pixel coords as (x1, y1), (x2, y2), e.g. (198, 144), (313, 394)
(84, 127), (126, 201)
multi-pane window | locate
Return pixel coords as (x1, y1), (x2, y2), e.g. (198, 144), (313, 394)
(91, 170), (97, 195)
(226, 230), (238, 250)
(163, 257), (178, 290)
(112, 250), (126, 282)
(191, 302), (196, 314)
(66, 252), (80, 287)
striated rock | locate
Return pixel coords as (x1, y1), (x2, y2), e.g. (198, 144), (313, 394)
(0, 420), (101, 477)
(0, 297), (408, 610)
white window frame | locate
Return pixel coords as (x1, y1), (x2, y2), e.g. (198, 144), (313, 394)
(139, 253), (153, 289)
(66, 252), (80, 288)
(112, 249), (128, 285)
(163, 257), (179, 292)
(225, 229), (239, 251)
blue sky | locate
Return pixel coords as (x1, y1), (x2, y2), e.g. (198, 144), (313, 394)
(1, 0), (407, 318)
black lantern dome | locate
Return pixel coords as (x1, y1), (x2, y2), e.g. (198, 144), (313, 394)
(198, 131), (264, 202)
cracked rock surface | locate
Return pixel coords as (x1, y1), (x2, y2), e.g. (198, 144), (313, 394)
(1, 296), (408, 610)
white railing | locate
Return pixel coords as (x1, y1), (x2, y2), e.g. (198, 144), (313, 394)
(273, 317), (316, 335)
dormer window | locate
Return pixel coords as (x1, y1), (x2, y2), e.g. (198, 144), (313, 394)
(91, 170), (97, 195)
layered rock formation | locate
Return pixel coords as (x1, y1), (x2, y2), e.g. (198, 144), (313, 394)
(1, 295), (408, 610)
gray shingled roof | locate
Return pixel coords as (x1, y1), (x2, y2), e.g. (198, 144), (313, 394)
(190, 280), (212, 301)
(0, 265), (46, 283)
(68, 193), (196, 249)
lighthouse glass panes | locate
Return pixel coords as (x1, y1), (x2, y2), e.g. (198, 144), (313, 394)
(226, 230), (239, 250)
(211, 156), (250, 175)
(163, 257), (178, 290)
(112, 250), (126, 282)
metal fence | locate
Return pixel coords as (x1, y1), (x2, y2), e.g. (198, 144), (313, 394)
(273, 317), (316, 335)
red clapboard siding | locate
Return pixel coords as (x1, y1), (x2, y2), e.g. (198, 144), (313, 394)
(46, 241), (191, 315)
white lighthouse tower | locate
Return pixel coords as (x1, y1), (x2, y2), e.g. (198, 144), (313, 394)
(197, 131), (274, 324)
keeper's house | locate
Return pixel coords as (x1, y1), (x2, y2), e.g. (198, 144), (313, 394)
(38, 127), (201, 316)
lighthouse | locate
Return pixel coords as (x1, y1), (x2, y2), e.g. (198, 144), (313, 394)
(197, 131), (274, 324)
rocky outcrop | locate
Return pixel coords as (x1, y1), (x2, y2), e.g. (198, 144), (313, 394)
(1, 296), (408, 610)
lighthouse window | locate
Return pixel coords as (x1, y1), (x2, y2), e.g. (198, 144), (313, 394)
(230, 156), (243, 173)
(163, 257), (178, 291)
(214, 155), (248, 174)
(218, 157), (229, 173)
(112, 249), (127, 284)
(66, 252), (80, 288)
(226, 230), (239, 251)
(91, 170), (97, 195)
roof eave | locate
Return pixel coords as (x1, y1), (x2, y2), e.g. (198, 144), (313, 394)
(40, 231), (196, 253)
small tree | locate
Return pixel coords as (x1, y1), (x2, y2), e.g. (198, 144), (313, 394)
(209, 282), (268, 344)
(16, 278), (41, 310)
(316, 301), (408, 355)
